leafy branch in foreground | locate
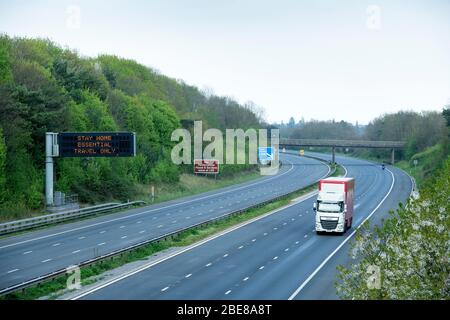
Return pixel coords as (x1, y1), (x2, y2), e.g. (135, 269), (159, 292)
(336, 157), (450, 299)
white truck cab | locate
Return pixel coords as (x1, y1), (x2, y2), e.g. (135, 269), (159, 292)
(313, 177), (355, 235)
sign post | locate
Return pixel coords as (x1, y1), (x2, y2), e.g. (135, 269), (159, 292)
(45, 133), (59, 206)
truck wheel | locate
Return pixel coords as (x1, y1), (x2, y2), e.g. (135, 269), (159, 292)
(348, 217), (353, 229)
(341, 221), (347, 235)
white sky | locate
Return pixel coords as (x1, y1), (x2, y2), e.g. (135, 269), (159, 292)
(1, 0), (449, 124)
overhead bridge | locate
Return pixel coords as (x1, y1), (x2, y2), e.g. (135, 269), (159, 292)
(279, 138), (406, 164)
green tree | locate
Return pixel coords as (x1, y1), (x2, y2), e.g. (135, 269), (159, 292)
(336, 157), (450, 299)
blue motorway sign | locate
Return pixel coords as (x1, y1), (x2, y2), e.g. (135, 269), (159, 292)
(258, 147), (274, 161)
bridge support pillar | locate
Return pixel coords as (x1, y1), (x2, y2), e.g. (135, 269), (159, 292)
(332, 146), (336, 164)
(391, 148), (395, 164)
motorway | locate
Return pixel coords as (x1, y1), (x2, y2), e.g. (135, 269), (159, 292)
(0, 153), (330, 291)
(72, 153), (412, 300)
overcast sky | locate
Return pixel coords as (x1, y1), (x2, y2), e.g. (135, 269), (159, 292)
(1, 0), (449, 124)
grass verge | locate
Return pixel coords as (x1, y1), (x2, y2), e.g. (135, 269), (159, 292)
(2, 164), (341, 300)
(395, 144), (445, 188)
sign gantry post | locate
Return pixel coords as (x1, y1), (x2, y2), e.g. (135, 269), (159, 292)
(45, 133), (59, 206)
(45, 132), (136, 208)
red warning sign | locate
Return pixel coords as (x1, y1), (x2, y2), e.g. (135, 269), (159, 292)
(194, 159), (219, 174)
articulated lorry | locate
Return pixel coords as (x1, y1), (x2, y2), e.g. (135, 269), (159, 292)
(313, 177), (355, 234)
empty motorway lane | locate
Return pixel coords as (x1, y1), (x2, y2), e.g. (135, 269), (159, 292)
(0, 153), (329, 291)
(72, 154), (412, 299)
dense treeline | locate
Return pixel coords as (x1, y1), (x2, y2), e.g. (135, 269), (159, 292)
(277, 118), (360, 141)
(0, 35), (263, 214)
(277, 109), (449, 164)
(364, 110), (448, 159)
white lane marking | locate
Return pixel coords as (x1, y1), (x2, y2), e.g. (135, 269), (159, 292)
(161, 286), (169, 292)
(172, 220), (177, 223)
(295, 241), (299, 244)
(285, 248), (289, 252)
(225, 290), (231, 295)
(304, 235), (308, 238)
(1, 159), (301, 251)
(283, 222), (287, 225)
(263, 233), (268, 236)
(252, 239), (256, 242)
(238, 245), (244, 249)
(259, 266), (265, 270)
(23, 251), (32, 255)
(355, 203), (361, 209)
(292, 218), (295, 221)
(152, 217), (157, 220)
(78, 236), (86, 240)
(120, 226), (125, 229)
(70, 163), (330, 300)
(52, 243), (60, 247)
(7, 269), (19, 274)
(186, 216), (190, 219)
(273, 227), (278, 230)
(223, 253), (228, 258)
(157, 225), (163, 228)
(41, 259), (52, 263)
(72, 250), (81, 254)
(243, 277), (249, 281)
(139, 230), (145, 234)
(273, 256), (278, 260)
(2, 158), (303, 252)
(98, 242), (106, 246)
(288, 166), (395, 300)
(100, 231), (106, 234)
(137, 221), (142, 224)
(185, 273), (192, 278)
(121, 236), (127, 239)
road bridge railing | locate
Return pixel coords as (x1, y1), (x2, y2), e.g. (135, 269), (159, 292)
(0, 201), (146, 236)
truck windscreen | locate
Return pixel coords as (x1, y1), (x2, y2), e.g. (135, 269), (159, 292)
(317, 201), (343, 213)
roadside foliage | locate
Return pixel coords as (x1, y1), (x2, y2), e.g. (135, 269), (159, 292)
(0, 36), (262, 218)
(336, 157), (450, 299)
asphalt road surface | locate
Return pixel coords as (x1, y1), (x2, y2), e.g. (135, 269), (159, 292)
(0, 153), (329, 291)
(74, 153), (412, 300)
